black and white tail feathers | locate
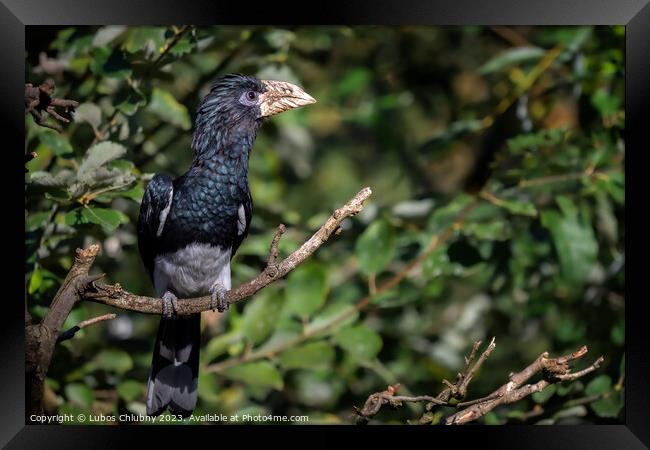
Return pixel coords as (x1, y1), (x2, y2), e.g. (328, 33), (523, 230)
(146, 315), (200, 417)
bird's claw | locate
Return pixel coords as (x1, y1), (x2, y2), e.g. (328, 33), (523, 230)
(161, 291), (179, 319)
(209, 283), (229, 313)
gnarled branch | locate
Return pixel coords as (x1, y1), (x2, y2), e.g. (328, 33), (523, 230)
(352, 339), (604, 425)
(80, 187), (372, 314)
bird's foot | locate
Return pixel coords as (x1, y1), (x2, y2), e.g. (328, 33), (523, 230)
(161, 291), (179, 319)
(209, 283), (229, 313)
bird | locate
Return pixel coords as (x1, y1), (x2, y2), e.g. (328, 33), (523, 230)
(137, 74), (316, 417)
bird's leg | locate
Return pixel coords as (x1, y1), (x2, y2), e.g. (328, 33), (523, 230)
(161, 290), (180, 319)
(209, 282), (229, 313)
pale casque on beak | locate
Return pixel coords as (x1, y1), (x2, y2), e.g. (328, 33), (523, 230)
(259, 80), (316, 117)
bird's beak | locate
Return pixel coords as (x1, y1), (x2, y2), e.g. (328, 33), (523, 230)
(259, 80), (316, 117)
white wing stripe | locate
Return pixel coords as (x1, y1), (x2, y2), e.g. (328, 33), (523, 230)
(237, 203), (247, 236)
(157, 188), (174, 237)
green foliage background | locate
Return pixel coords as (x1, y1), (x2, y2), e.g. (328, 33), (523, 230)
(25, 26), (624, 424)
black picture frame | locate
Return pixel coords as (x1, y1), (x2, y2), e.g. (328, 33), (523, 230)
(5, 1), (648, 448)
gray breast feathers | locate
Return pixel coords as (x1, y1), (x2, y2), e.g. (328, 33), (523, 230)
(153, 243), (231, 298)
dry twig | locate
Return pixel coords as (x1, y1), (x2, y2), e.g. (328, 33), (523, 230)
(352, 339), (603, 425)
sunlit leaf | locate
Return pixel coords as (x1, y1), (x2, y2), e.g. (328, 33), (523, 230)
(223, 362), (284, 390)
(333, 325), (382, 362)
(355, 219), (396, 275)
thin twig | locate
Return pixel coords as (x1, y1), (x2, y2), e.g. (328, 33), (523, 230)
(57, 313), (117, 342)
(444, 346), (604, 425)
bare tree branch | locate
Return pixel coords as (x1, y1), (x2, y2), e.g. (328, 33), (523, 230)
(25, 79), (79, 132)
(26, 245), (101, 418)
(57, 313), (117, 343)
(80, 187), (372, 314)
(352, 340), (604, 425)
(445, 346), (604, 425)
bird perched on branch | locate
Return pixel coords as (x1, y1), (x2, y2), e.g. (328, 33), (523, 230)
(137, 74), (316, 417)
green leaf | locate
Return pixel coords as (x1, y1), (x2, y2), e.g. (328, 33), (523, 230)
(123, 27), (167, 55)
(585, 375), (611, 396)
(333, 325), (382, 362)
(117, 380), (144, 402)
(507, 128), (568, 153)
(197, 372), (221, 403)
(90, 349), (133, 374)
(65, 207), (129, 232)
(479, 47), (547, 74)
(26, 211), (50, 231)
(541, 197), (598, 285)
(532, 384), (557, 404)
(29, 170), (75, 188)
(28, 267), (43, 294)
(242, 292), (285, 344)
(585, 376), (623, 418)
(591, 89), (621, 117)
(355, 219), (396, 275)
(284, 262), (329, 318)
(39, 130), (73, 155)
(223, 362), (284, 390)
(65, 383), (94, 407)
(147, 87), (191, 130)
(169, 36), (196, 56)
(309, 301), (359, 333)
(78, 141), (127, 181)
(89, 46), (131, 79)
(491, 197), (538, 217)
(278, 341), (334, 370)
(203, 331), (241, 362)
(74, 103), (102, 131)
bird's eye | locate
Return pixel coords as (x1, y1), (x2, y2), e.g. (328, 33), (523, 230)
(239, 90), (258, 106)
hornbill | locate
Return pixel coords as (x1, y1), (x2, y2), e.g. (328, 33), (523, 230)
(137, 74), (316, 417)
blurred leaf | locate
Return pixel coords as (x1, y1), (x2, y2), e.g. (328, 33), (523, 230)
(490, 196), (538, 217)
(309, 301), (359, 333)
(117, 380), (144, 402)
(65, 207), (129, 232)
(278, 341), (334, 370)
(355, 219), (396, 275)
(65, 383), (94, 408)
(532, 384), (557, 404)
(28, 266), (43, 294)
(591, 89), (621, 117)
(90, 349), (133, 374)
(333, 325), (382, 362)
(224, 362), (284, 390)
(507, 128), (568, 153)
(541, 196), (598, 285)
(479, 47), (546, 74)
(78, 141), (127, 182)
(123, 27), (167, 55)
(39, 130), (73, 156)
(147, 87), (192, 130)
(89, 46), (131, 79)
(585, 375), (611, 396)
(242, 292), (285, 344)
(74, 103), (102, 131)
(585, 375), (623, 418)
(284, 262), (329, 318)
(294, 370), (344, 407)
